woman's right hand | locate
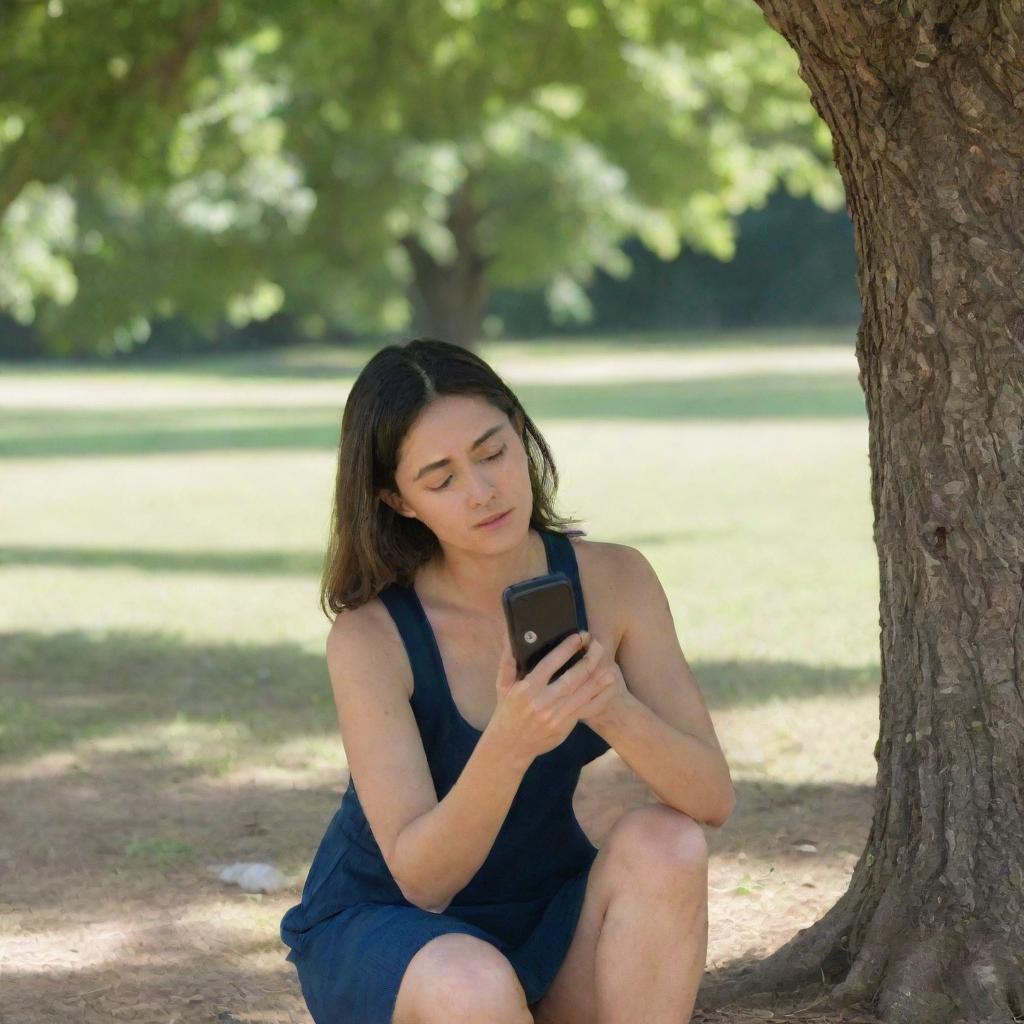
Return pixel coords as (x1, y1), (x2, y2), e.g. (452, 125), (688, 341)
(488, 627), (606, 763)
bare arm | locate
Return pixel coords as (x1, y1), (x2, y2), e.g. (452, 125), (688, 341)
(586, 544), (735, 827)
(393, 728), (533, 912)
(327, 605), (534, 914)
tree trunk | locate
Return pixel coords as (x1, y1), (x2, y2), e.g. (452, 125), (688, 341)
(697, 5), (1024, 1024)
(401, 170), (493, 350)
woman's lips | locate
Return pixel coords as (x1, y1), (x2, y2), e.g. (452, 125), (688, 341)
(476, 509), (512, 528)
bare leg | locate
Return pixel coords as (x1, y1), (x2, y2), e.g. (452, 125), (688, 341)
(593, 832), (709, 1022)
(393, 933), (534, 1024)
(532, 804), (711, 1024)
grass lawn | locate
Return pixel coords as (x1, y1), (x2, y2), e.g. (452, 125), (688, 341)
(0, 326), (884, 1023)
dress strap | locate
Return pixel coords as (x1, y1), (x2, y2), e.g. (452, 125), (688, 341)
(376, 583), (443, 720)
(540, 529), (590, 632)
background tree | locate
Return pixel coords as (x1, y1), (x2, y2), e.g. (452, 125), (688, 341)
(1, 0), (841, 355)
(697, 5), (1024, 1023)
(0, 1), (312, 353)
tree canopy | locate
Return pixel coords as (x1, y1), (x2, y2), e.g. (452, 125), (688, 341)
(1, 0), (842, 354)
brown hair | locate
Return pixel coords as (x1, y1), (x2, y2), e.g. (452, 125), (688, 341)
(320, 337), (586, 619)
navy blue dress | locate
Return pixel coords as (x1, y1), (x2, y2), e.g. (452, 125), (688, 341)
(280, 528), (610, 1023)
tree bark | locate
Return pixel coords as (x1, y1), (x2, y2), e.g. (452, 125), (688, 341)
(401, 170), (493, 350)
(696, 4), (1024, 1024)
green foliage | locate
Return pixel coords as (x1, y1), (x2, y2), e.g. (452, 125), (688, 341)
(123, 836), (195, 867)
(0, 0), (842, 355)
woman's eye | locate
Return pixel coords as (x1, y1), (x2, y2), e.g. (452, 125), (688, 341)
(430, 445), (506, 491)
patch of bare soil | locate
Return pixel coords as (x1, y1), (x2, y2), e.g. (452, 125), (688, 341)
(1, 746), (881, 1023)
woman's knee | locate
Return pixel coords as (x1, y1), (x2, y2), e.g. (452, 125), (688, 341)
(393, 933), (533, 1024)
(604, 802), (709, 888)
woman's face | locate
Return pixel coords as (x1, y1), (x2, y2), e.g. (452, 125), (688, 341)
(381, 394), (532, 545)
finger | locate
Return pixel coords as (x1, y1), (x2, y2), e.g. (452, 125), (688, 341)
(526, 630), (586, 689)
(547, 643), (600, 701)
(564, 666), (615, 717)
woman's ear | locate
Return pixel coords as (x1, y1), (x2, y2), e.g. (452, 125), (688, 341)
(379, 489), (417, 520)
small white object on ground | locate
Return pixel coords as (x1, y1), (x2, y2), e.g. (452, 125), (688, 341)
(211, 861), (288, 893)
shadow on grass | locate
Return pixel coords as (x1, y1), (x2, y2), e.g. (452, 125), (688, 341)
(1, 371), (866, 459)
(0, 629), (336, 761)
(0, 520), (719, 575)
(0, 545), (322, 575)
(0, 629), (880, 766)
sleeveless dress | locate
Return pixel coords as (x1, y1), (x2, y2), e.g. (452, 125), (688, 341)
(279, 528), (610, 1024)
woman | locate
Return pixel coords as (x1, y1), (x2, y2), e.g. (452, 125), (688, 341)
(280, 337), (734, 1024)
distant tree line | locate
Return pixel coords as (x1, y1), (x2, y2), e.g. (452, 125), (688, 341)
(0, 186), (857, 362)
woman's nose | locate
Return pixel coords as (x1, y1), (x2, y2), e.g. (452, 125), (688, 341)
(468, 468), (497, 505)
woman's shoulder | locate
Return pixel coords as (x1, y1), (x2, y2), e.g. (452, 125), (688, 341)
(562, 531), (651, 616)
(326, 591), (415, 694)
(559, 532), (646, 653)
(564, 530), (644, 577)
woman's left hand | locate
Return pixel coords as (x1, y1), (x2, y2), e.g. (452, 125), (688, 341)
(573, 632), (633, 731)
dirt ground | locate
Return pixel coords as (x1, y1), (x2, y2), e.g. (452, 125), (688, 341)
(1, 735), (884, 1023)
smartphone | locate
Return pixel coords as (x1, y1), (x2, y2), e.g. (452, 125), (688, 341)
(501, 571), (585, 682)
